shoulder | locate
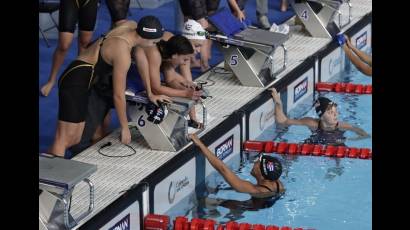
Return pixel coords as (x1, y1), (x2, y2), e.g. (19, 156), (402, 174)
(162, 31), (174, 41)
(121, 20), (137, 29)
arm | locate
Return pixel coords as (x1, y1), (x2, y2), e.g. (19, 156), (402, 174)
(338, 122), (370, 139)
(111, 45), (132, 144)
(179, 60), (195, 84)
(346, 37), (372, 66)
(147, 48), (200, 99)
(270, 88), (318, 128)
(343, 44), (372, 76)
(134, 47), (171, 105)
(164, 68), (196, 90)
(228, 0), (245, 21)
(190, 134), (260, 194)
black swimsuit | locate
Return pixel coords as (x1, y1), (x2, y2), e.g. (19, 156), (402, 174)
(259, 181), (280, 194)
(106, 0), (130, 23)
(58, 59), (94, 123)
(179, 0), (221, 20)
(304, 121), (346, 146)
(59, 0), (98, 33)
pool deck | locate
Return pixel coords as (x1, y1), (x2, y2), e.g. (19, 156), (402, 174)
(69, 0), (372, 227)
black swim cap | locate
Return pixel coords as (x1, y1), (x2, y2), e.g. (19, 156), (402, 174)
(137, 16), (164, 39)
(314, 97), (337, 117)
(259, 155), (282, 181)
(145, 102), (167, 124)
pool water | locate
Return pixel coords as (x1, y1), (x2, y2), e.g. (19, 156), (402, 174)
(182, 61), (372, 229)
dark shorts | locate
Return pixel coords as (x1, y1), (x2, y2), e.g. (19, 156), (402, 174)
(59, 0), (98, 33)
(58, 60), (94, 123)
(179, 0), (221, 20)
(105, 0), (130, 23)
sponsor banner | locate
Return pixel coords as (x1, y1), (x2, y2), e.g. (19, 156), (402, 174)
(153, 158), (196, 214)
(205, 124), (241, 177)
(248, 100), (275, 140)
(320, 47), (344, 82)
(286, 68), (314, 112)
(100, 201), (139, 230)
(351, 23), (371, 53)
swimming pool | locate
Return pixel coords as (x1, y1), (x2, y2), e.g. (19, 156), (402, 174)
(176, 63), (372, 229)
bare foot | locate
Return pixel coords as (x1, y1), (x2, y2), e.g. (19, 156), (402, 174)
(40, 81), (55, 97)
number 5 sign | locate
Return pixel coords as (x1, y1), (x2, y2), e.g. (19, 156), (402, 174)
(229, 55), (239, 66)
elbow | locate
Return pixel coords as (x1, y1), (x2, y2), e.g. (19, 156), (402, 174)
(276, 117), (288, 126)
(113, 93), (124, 103)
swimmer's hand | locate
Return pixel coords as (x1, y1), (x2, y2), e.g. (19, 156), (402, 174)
(269, 88), (281, 104)
(235, 10), (246, 22)
(120, 127), (132, 145)
(148, 94), (172, 106)
(186, 89), (203, 101)
(344, 35), (352, 48)
(188, 133), (201, 146)
(179, 80), (197, 90)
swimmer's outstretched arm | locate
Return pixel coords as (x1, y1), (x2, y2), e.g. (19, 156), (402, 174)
(342, 44), (372, 76)
(338, 122), (371, 140)
(345, 36), (372, 66)
(270, 88), (317, 129)
(189, 134), (260, 194)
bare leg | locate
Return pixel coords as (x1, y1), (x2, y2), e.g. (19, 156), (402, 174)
(49, 121), (86, 157)
(200, 39), (212, 72)
(92, 111), (112, 143)
(190, 55), (202, 68)
(78, 30), (94, 54)
(280, 0), (288, 12)
(40, 32), (74, 97)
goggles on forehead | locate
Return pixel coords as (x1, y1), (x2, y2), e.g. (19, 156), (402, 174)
(326, 102), (338, 109)
(197, 31), (209, 37)
(253, 153), (264, 163)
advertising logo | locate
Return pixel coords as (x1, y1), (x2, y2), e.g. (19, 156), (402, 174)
(293, 77), (308, 103)
(168, 176), (189, 204)
(259, 108), (275, 131)
(328, 55), (341, 76)
(108, 214), (130, 230)
(355, 31), (367, 50)
(215, 135), (234, 161)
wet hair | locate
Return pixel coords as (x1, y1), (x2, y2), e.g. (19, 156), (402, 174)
(157, 35), (194, 60)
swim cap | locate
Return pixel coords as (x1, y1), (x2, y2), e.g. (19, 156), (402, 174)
(314, 97), (337, 117)
(259, 155), (282, 181)
(145, 102), (168, 124)
(182, 19), (207, 40)
(137, 16), (164, 39)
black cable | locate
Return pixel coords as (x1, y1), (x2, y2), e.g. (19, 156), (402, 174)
(204, 66), (233, 87)
(98, 142), (137, 157)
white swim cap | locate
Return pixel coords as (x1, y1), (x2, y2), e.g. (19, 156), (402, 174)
(182, 19), (207, 40)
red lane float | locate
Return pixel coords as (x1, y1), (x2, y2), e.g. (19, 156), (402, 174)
(144, 214), (169, 230)
(315, 82), (372, 94)
(243, 141), (372, 160)
(144, 215), (307, 230)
